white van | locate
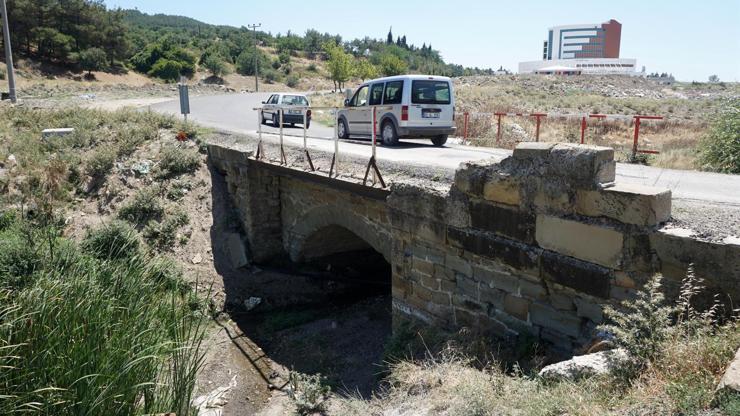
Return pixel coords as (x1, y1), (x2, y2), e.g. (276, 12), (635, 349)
(337, 75), (456, 146)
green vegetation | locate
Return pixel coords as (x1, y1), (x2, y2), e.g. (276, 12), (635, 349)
(81, 220), (141, 260)
(143, 209), (190, 250)
(157, 145), (201, 179)
(78, 47), (108, 75)
(335, 273), (739, 415)
(0, 213), (205, 415)
(700, 100), (740, 173)
(288, 371), (330, 415)
(118, 187), (165, 225)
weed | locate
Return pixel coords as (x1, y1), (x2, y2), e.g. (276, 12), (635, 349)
(287, 371), (330, 415)
(85, 145), (117, 179)
(157, 145), (200, 179)
(118, 187), (165, 225)
(143, 210), (189, 250)
(81, 220), (141, 261)
(700, 100), (740, 173)
(167, 180), (192, 201)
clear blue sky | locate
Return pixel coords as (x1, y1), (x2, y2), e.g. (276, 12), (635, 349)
(105, 0), (740, 82)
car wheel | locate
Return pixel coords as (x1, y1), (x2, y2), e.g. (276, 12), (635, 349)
(306, 120), (311, 129)
(381, 121), (399, 146)
(272, 113), (279, 127)
(431, 135), (448, 147)
(261, 112), (267, 125)
(337, 118), (349, 139)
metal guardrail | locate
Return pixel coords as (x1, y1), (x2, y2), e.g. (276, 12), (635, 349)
(253, 105), (394, 188)
(460, 110), (665, 158)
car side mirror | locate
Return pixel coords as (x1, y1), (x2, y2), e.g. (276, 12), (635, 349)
(343, 99), (350, 107)
(261, 101), (266, 104)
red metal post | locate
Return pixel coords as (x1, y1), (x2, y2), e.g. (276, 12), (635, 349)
(580, 116), (587, 144)
(495, 112), (504, 146)
(633, 116), (641, 158)
(530, 113), (546, 142)
(463, 112), (469, 141)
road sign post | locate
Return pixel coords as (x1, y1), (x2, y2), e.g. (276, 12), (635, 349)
(178, 83), (190, 122)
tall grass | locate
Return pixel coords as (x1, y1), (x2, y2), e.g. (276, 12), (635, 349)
(0, 215), (206, 415)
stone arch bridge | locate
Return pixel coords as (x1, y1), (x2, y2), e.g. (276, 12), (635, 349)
(208, 142), (739, 353)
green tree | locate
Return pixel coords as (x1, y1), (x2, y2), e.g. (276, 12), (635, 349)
(78, 47), (107, 75)
(700, 101), (740, 173)
(202, 54), (231, 77)
(354, 59), (378, 82)
(378, 53), (408, 76)
(235, 47), (268, 76)
(323, 42), (353, 92)
(147, 59), (183, 82)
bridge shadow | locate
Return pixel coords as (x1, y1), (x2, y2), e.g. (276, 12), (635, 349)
(208, 165), (392, 398)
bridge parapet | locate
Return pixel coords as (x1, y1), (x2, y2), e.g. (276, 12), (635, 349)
(208, 139), (738, 355)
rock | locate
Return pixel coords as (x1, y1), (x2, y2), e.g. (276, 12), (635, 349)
(6, 154), (16, 167)
(243, 296), (261, 311)
(538, 348), (629, 381)
(41, 128), (75, 139)
(717, 348), (740, 394)
(226, 232), (249, 269)
(191, 253), (203, 264)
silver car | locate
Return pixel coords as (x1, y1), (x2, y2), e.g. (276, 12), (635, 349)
(260, 93), (312, 128)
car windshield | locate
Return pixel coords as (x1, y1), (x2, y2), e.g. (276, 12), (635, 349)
(411, 80), (451, 105)
(281, 95), (309, 106)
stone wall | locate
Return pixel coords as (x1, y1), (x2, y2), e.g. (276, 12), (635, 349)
(388, 143), (675, 353)
(208, 140), (739, 354)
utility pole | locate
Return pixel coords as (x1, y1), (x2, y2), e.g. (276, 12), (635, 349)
(0, 0), (16, 103)
(248, 23), (261, 92)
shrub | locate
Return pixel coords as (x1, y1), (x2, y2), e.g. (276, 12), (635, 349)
(271, 59), (281, 70)
(117, 124), (159, 157)
(81, 221), (140, 261)
(85, 146), (117, 179)
(201, 54), (231, 77)
(148, 58), (184, 82)
(699, 101), (740, 173)
(263, 69), (279, 84)
(307, 63), (318, 72)
(287, 372), (330, 415)
(157, 145), (200, 178)
(278, 52), (291, 65)
(286, 74), (300, 88)
(78, 47), (108, 75)
(118, 187), (165, 224)
(143, 210), (189, 250)
(599, 275), (675, 372)
(0, 226), (43, 290)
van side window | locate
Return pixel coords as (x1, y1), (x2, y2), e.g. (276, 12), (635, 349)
(383, 81), (403, 104)
(350, 86), (369, 106)
(269, 95), (279, 104)
(369, 83), (384, 105)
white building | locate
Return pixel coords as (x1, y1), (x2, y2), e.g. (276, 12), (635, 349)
(519, 58), (639, 75)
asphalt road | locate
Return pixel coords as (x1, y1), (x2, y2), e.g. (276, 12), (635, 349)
(149, 93), (740, 205)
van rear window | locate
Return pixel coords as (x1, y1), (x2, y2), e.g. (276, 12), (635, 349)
(411, 80), (451, 104)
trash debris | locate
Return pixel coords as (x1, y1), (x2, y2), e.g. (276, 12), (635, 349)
(243, 297), (262, 311)
(192, 253), (203, 264)
(130, 160), (152, 176)
(192, 375), (237, 416)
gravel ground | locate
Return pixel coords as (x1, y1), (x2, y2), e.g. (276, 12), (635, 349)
(208, 130), (740, 241)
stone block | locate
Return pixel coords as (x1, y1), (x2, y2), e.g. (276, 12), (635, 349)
(392, 275), (412, 299)
(536, 215), (624, 268)
(420, 274), (440, 291)
(474, 265), (518, 293)
(574, 297), (604, 323)
(530, 303), (583, 338)
(576, 183), (671, 226)
(470, 200), (535, 243)
(519, 279), (548, 300)
(546, 144), (616, 189)
(455, 307), (480, 327)
(446, 252), (473, 276)
(483, 175), (520, 206)
(614, 271), (637, 289)
(453, 294), (484, 312)
(456, 274), (479, 300)
(453, 161), (488, 196)
(434, 264), (455, 281)
(541, 251), (611, 299)
(504, 294), (530, 321)
(513, 142), (556, 161)
(549, 292), (575, 311)
(445, 190), (472, 228)
(226, 232), (249, 269)
(479, 285), (505, 309)
(447, 227), (540, 274)
(413, 257), (435, 276)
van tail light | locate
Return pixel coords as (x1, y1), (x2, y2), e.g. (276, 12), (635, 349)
(401, 105), (408, 121)
(306, 109), (312, 117)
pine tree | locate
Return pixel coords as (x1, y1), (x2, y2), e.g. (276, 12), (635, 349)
(386, 27), (393, 44)
(401, 35), (407, 48)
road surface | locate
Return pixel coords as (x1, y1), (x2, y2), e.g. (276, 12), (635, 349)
(149, 93), (740, 205)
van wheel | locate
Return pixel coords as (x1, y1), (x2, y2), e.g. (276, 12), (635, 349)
(272, 113), (280, 127)
(261, 112), (267, 125)
(337, 118), (349, 139)
(381, 121), (399, 146)
(306, 120), (311, 129)
(431, 135), (448, 146)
